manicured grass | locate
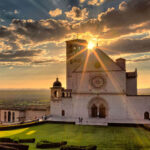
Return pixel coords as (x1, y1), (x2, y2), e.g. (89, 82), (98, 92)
(1, 123), (150, 150)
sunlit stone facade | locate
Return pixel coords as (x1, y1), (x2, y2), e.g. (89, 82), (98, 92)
(50, 39), (150, 125)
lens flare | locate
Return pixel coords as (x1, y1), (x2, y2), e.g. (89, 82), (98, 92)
(87, 41), (95, 50)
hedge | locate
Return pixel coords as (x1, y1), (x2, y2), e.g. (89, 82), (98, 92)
(0, 145), (18, 150)
(0, 142), (29, 150)
(36, 141), (67, 149)
(18, 138), (35, 143)
(60, 145), (97, 150)
(0, 138), (15, 143)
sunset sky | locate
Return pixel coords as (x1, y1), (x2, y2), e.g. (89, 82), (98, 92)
(0, 0), (150, 89)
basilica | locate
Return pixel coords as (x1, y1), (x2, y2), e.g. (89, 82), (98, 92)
(50, 39), (150, 126)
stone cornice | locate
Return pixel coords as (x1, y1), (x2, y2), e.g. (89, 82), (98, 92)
(73, 70), (126, 73)
(72, 92), (126, 95)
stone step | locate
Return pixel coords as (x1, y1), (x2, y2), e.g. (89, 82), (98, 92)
(76, 121), (108, 126)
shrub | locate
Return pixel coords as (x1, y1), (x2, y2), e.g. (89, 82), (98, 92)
(0, 144), (18, 150)
(0, 142), (29, 150)
(0, 138), (14, 143)
(18, 138), (35, 143)
(36, 141), (67, 148)
(60, 145), (97, 150)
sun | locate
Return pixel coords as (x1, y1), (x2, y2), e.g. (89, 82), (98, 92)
(87, 41), (96, 50)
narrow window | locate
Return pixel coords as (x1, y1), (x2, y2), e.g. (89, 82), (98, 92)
(12, 112), (15, 122)
(144, 112), (149, 120)
(8, 111), (11, 122)
(62, 110), (65, 116)
(4, 112), (7, 122)
(54, 91), (58, 98)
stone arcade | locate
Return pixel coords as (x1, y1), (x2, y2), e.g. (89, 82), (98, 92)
(50, 39), (150, 126)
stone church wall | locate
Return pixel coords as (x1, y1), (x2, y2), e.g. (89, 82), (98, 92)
(50, 99), (73, 117)
(72, 94), (128, 120)
(72, 71), (126, 94)
(126, 96), (150, 121)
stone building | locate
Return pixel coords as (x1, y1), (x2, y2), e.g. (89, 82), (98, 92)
(0, 105), (50, 124)
(50, 39), (150, 126)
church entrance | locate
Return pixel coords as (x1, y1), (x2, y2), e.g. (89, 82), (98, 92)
(91, 104), (97, 117)
(99, 104), (106, 118)
(88, 97), (108, 119)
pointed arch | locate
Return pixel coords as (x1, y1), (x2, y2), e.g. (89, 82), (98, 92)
(91, 104), (98, 117)
(8, 111), (11, 122)
(99, 104), (106, 118)
(88, 97), (108, 118)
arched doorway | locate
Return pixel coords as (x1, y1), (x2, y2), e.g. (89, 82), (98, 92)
(8, 111), (11, 122)
(144, 112), (149, 120)
(99, 104), (106, 118)
(91, 104), (97, 117)
(88, 97), (108, 119)
(12, 112), (15, 122)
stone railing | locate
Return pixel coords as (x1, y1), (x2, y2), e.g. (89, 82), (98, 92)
(62, 89), (72, 98)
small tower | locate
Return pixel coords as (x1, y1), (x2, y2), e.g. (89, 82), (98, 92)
(51, 78), (62, 100)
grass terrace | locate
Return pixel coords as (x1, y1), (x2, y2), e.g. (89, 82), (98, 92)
(0, 123), (150, 150)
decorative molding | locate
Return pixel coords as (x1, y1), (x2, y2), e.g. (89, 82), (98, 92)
(90, 75), (106, 89)
(72, 92), (126, 95)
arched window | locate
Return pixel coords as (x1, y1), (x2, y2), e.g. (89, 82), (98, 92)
(54, 90), (58, 98)
(8, 111), (11, 122)
(12, 112), (15, 122)
(99, 104), (106, 118)
(91, 104), (97, 117)
(144, 112), (149, 120)
(62, 110), (65, 116)
(4, 112), (7, 122)
(62, 92), (65, 98)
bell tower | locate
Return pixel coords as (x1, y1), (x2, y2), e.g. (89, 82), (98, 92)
(51, 78), (62, 100)
(66, 39), (88, 89)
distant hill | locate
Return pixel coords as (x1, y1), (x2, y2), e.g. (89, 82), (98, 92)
(138, 88), (150, 95)
(0, 89), (50, 107)
(0, 89), (149, 107)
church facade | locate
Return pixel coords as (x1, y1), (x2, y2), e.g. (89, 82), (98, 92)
(50, 39), (150, 125)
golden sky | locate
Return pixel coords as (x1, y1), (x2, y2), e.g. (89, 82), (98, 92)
(0, 0), (150, 89)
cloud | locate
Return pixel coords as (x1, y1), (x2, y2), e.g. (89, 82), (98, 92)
(0, 0), (150, 62)
(80, 0), (86, 3)
(88, 0), (105, 6)
(14, 9), (19, 14)
(0, 49), (64, 66)
(0, 50), (42, 59)
(65, 7), (88, 20)
(0, 19), (5, 23)
(71, 0), (150, 39)
(1, 0), (150, 49)
(102, 38), (150, 54)
(98, 0), (150, 30)
(49, 8), (62, 17)
(128, 55), (150, 63)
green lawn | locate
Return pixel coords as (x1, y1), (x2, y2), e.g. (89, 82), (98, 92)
(1, 123), (150, 150)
